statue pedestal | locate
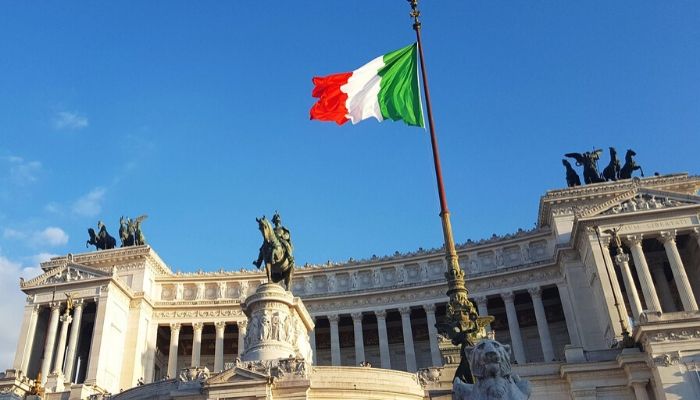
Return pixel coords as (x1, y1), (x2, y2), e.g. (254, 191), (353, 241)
(241, 283), (314, 363)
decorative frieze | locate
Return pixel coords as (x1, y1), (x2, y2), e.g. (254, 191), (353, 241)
(154, 309), (243, 319)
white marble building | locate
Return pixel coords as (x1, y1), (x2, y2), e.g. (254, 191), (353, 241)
(2, 173), (700, 399)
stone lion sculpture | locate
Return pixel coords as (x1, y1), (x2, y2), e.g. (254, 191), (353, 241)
(453, 339), (531, 400)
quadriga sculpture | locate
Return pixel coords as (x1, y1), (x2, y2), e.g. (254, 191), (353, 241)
(453, 339), (531, 400)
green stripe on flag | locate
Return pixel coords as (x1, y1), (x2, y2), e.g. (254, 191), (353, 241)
(377, 43), (424, 128)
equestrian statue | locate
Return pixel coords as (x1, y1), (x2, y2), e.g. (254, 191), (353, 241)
(254, 212), (295, 291)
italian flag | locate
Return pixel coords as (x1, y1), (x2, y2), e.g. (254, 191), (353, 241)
(310, 43), (424, 127)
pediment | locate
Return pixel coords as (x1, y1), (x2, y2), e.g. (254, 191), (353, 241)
(583, 188), (700, 219)
(205, 366), (272, 385)
(21, 262), (111, 289)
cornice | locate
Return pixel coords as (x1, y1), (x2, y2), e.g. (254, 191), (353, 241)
(39, 245), (172, 276)
(538, 174), (700, 227)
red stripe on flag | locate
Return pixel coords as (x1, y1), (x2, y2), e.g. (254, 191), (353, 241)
(310, 72), (353, 125)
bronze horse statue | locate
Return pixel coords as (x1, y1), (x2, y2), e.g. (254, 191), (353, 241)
(602, 147), (621, 181)
(86, 222), (116, 250)
(619, 149), (643, 179)
(253, 216), (294, 290)
(562, 159), (581, 187)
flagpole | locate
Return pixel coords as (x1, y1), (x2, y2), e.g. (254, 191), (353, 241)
(408, 0), (485, 346)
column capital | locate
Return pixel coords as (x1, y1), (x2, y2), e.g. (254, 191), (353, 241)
(192, 322), (204, 331)
(398, 306), (411, 316)
(215, 321), (226, 331)
(626, 234), (644, 246)
(422, 303), (436, 313)
(615, 253), (630, 264)
(659, 230), (677, 244)
(501, 291), (515, 302)
(692, 227), (700, 238)
(351, 312), (363, 322)
(374, 310), (387, 319)
(237, 320), (248, 329)
(527, 286), (542, 298)
(73, 298), (85, 309)
(60, 314), (73, 324)
(50, 302), (61, 311)
(170, 322), (182, 332)
(327, 313), (340, 324)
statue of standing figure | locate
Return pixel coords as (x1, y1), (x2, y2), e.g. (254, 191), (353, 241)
(119, 215), (148, 247)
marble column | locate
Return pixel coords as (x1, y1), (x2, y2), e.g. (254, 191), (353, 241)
(501, 292), (526, 364)
(556, 282), (581, 346)
(528, 287), (555, 362)
(626, 235), (661, 312)
(52, 312), (72, 374)
(64, 299), (84, 382)
(614, 252), (643, 321)
(40, 302), (61, 384)
(660, 231), (698, 311)
(309, 317), (317, 365)
(351, 312), (365, 365)
(473, 296), (490, 332)
(237, 320), (247, 357)
(599, 237), (630, 328)
(167, 323), (181, 378)
(374, 310), (391, 369)
(651, 264), (677, 312)
(18, 304), (40, 374)
(328, 314), (341, 366)
(630, 381), (650, 400)
(423, 304), (442, 367)
(399, 307), (417, 372)
(191, 322), (203, 367)
(214, 322), (225, 372)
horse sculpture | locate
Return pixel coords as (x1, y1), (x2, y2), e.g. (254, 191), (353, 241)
(254, 215), (295, 291)
(602, 147), (621, 181)
(86, 222), (116, 250)
(562, 159), (581, 187)
(619, 149), (643, 179)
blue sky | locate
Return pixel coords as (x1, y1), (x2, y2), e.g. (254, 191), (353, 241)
(1, 1), (699, 275)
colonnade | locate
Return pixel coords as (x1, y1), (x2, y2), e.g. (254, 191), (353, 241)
(166, 320), (247, 378)
(312, 305), (441, 372)
(605, 230), (698, 325)
(474, 285), (562, 364)
(15, 299), (87, 385)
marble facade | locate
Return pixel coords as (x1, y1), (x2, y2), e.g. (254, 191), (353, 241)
(1, 173), (700, 399)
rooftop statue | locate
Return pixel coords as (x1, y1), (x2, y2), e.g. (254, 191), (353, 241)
(565, 149), (605, 184)
(602, 147), (621, 181)
(254, 212), (295, 291)
(86, 220), (117, 250)
(619, 149), (643, 179)
(561, 159), (581, 187)
(119, 214), (148, 247)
